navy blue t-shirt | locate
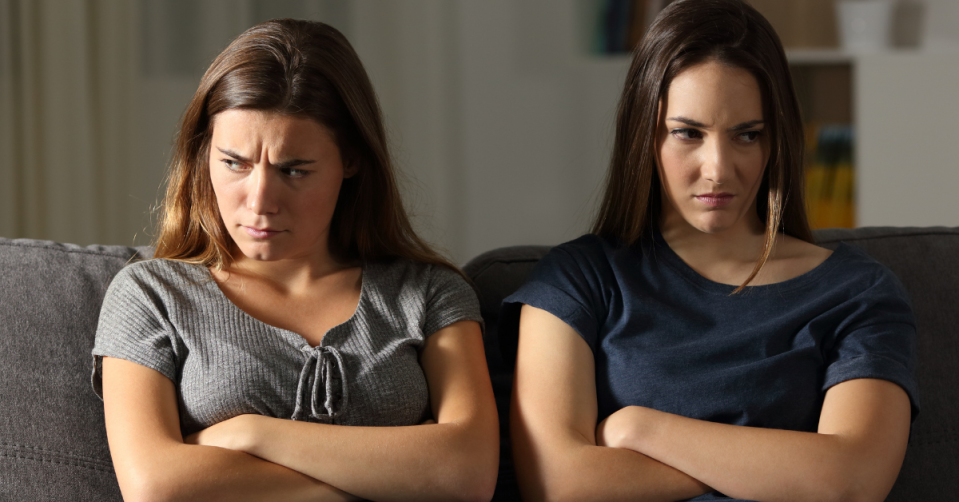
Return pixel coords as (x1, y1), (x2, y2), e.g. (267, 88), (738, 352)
(502, 232), (919, 435)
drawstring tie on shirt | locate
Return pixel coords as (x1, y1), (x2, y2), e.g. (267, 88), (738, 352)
(292, 346), (348, 423)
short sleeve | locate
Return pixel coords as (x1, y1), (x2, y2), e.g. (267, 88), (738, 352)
(421, 265), (483, 338)
(91, 264), (180, 399)
(500, 237), (608, 359)
(822, 265), (920, 419)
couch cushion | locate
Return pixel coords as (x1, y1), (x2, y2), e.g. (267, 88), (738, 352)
(463, 245), (550, 501)
(465, 227), (959, 502)
(0, 238), (149, 501)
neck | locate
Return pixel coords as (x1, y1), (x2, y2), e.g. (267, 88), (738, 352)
(222, 246), (354, 294)
(658, 204), (773, 286)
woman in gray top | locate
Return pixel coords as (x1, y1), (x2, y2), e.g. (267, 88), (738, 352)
(93, 20), (498, 501)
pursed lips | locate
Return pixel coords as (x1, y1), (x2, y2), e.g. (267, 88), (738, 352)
(243, 226), (283, 239)
(695, 193), (734, 208)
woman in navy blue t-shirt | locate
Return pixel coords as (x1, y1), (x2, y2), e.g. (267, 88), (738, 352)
(504, 1), (917, 501)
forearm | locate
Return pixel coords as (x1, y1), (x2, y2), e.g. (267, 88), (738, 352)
(201, 322), (500, 502)
(231, 416), (497, 502)
(605, 407), (897, 502)
(513, 434), (710, 502)
(510, 306), (710, 501)
(101, 357), (357, 502)
(114, 440), (355, 502)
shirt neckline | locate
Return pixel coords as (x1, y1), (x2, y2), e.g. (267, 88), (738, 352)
(649, 230), (849, 295)
(197, 263), (368, 349)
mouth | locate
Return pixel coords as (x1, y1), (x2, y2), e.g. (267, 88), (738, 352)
(695, 193), (734, 208)
(243, 226), (283, 239)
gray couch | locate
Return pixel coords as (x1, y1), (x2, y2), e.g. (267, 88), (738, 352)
(1, 227), (956, 501)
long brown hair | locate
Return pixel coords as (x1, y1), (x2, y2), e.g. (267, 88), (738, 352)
(154, 19), (456, 273)
(591, 0), (812, 292)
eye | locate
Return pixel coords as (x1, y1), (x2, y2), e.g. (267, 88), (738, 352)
(221, 159), (245, 171)
(281, 167), (310, 178)
(737, 130), (762, 143)
(671, 128), (703, 140)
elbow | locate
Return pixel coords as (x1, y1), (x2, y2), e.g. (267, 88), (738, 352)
(514, 461), (589, 502)
(432, 471), (495, 502)
(443, 451), (498, 502)
(436, 435), (498, 502)
(831, 483), (889, 502)
(464, 470), (498, 502)
(807, 471), (889, 502)
(119, 480), (175, 502)
(817, 486), (872, 502)
(116, 467), (183, 502)
(451, 476), (497, 502)
(535, 479), (596, 502)
(440, 420), (499, 502)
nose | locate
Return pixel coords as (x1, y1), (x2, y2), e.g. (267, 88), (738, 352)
(247, 166), (280, 215)
(701, 138), (733, 185)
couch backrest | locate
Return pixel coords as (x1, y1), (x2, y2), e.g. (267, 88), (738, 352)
(2, 228), (955, 501)
(464, 226), (959, 502)
(0, 238), (149, 501)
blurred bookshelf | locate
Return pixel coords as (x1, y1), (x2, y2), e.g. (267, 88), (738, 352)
(577, 1), (959, 229)
(580, 0), (858, 229)
(789, 55), (855, 230)
(578, 0), (671, 56)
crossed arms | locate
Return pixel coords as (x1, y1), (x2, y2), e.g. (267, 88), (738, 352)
(510, 305), (912, 502)
(101, 320), (498, 502)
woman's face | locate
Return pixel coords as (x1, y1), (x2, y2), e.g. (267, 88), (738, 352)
(208, 109), (355, 263)
(656, 60), (769, 236)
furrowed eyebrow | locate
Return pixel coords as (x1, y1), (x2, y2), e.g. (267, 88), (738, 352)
(216, 148), (251, 163)
(216, 147), (315, 168)
(729, 120), (765, 132)
(667, 116), (707, 128)
(274, 159), (315, 169)
(665, 117), (765, 131)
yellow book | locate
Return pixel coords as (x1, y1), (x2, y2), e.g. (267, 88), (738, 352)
(806, 125), (855, 229)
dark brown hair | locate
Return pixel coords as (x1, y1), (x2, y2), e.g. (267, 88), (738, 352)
(591, 0), (812, 291)
(154, 19), (456, 273)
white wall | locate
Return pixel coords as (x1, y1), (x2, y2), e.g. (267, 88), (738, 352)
(455, 0), (608, 262)
(856, 53), (959, 227)
(345, 0), (621, 262)
(9, 0), (955, 254)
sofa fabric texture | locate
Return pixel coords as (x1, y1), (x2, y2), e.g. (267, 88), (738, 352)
(0, 239), (149, 501)
(0, 227), (956, 501)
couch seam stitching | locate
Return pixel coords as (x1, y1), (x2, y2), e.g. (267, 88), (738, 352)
(0, 241), (144, 259)
(0, 453), (114, 473)
(0, 443), (113, 468)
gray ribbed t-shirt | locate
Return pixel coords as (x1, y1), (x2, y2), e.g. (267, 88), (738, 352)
(92, 257), (482, 435)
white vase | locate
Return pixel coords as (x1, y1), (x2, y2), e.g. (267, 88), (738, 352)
(836, 0), (896, 52)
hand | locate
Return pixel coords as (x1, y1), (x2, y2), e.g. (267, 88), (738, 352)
(596, 405), (653, 450)
(184, 414), (262, 453)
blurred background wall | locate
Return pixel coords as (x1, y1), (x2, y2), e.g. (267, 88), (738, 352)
(1, 0), (958, 264)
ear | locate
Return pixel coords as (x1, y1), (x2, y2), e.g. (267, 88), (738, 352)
(343, 161), (359, 179)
